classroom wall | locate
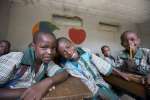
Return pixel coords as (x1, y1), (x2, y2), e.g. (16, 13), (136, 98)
(138, 20), (150, 49)
(7, 4), (139, 56)
(0, 0), (10, 40)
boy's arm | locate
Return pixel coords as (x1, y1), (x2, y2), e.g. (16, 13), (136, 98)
(21, 70), (68, 100)
(112, 68), (145, 83)
(0, 88), (25, 100)
(112, 68), (130, 81)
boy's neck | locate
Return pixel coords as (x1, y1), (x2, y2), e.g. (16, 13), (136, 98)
(34, 59), (42, 73)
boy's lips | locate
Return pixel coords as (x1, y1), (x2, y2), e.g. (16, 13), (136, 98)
(43, 56), (51, 61)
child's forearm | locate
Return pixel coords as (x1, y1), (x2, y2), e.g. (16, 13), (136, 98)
(50, 70), (69, 86)
(20, 71), (68, 100)
(112, 68), (130, 81)
(112, 68), (123, 76)
(38, 70), (69, 94)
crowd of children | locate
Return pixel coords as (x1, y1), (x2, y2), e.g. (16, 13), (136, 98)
(0, 21), (149, 100)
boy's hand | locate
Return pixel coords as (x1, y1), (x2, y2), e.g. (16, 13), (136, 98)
(119, 72), (130, 81)
(120, 72), (143, 83)
(124, 59), (137, 72)
(112, 68), (130, 81)
(127, 73), (143, 83)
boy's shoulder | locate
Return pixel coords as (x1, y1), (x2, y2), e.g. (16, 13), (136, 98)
(80, 47), (91, 53)
(48, 61), (61, 68)
(118, 48), (150, 59)
(139, 48), (150, 57)
(140, 48), (150, 53)
(47, 61), (64, 77)
(0, 52), (23, 85)
(76, 47), (91, 54)
(118, 49), (128, 59)
(0, 52), (23, 65)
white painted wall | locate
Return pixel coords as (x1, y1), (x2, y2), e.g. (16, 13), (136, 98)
(138, 21), (150, 49)
(7, 4), (139, 56)
(0, 0), (10, 40)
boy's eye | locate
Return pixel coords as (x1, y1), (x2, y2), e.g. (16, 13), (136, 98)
(41, 46), (48, 48)
(40, 46), (49, 49)
(130, 38), (135, 41)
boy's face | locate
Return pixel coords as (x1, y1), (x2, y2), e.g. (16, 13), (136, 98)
(33, 34), (56, 64)
(102, 47), (111, 57)
(58, 41), (78, 60)
(0, 42), (9, 56)
(121, 32), (140, 51)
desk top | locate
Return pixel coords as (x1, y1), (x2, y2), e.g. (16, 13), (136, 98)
(104, 74), (146, 98)
(43, 77), (92, 100)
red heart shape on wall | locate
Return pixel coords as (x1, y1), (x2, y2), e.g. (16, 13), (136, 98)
(68, 28), (86, 44)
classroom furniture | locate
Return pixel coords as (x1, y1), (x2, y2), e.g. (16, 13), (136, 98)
(43, 76), (92, 100)
(104, 74), (150, 99)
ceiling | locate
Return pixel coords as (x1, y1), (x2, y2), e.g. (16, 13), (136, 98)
(10, 0), (150, 23)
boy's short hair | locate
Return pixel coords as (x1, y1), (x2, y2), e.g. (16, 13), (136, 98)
(57, 37), (70, 44)
(33, 32), (56, 44)
(56, 37), (71, 51)
(120, 31), (139, 43)
(101, 45), (109, 52)
(32, 21), (57, 44)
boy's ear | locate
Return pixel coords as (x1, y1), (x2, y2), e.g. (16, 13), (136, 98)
(32, 42), (36, 49)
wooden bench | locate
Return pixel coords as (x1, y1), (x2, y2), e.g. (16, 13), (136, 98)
(43, 77), (92, 100)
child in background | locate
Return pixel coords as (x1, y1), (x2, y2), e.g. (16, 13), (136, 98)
(101, 45), (116, 67)
(0, 40), (11, 56)
(117, 31), (150, 85)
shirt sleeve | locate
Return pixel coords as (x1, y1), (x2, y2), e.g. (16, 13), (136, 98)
(65, 62), (87, 80)
(0, 52), (23, 85)
(65, 61), (99, 95)
(116, 55), (124, 68)
(91, 54), (112, 76)
(139, 48), (150, 75)
(46, 62), (64, 77)
(147, 49), (150, 65)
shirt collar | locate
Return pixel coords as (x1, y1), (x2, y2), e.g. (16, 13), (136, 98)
(119, 48), (143, 59)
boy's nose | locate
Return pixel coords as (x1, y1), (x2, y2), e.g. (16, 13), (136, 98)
(46, 49), (51, 54)
(68, 49), (73, 55)
(128, 40), (134, 46)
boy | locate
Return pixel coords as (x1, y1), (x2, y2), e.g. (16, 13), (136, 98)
(56, 37), (119, 100)
(101, 45), (116, 67)
(117, 31), (150, 84)
(0, 32), (68, 100)
(0, 40), (11, 56)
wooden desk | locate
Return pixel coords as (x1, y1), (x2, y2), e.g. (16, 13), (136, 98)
(104, 75), (147, 99)
(43, 77), (92, 100)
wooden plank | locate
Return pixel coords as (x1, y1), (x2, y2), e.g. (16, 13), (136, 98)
(104, 75), (146, 98)
(43, 77), (92, 100)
